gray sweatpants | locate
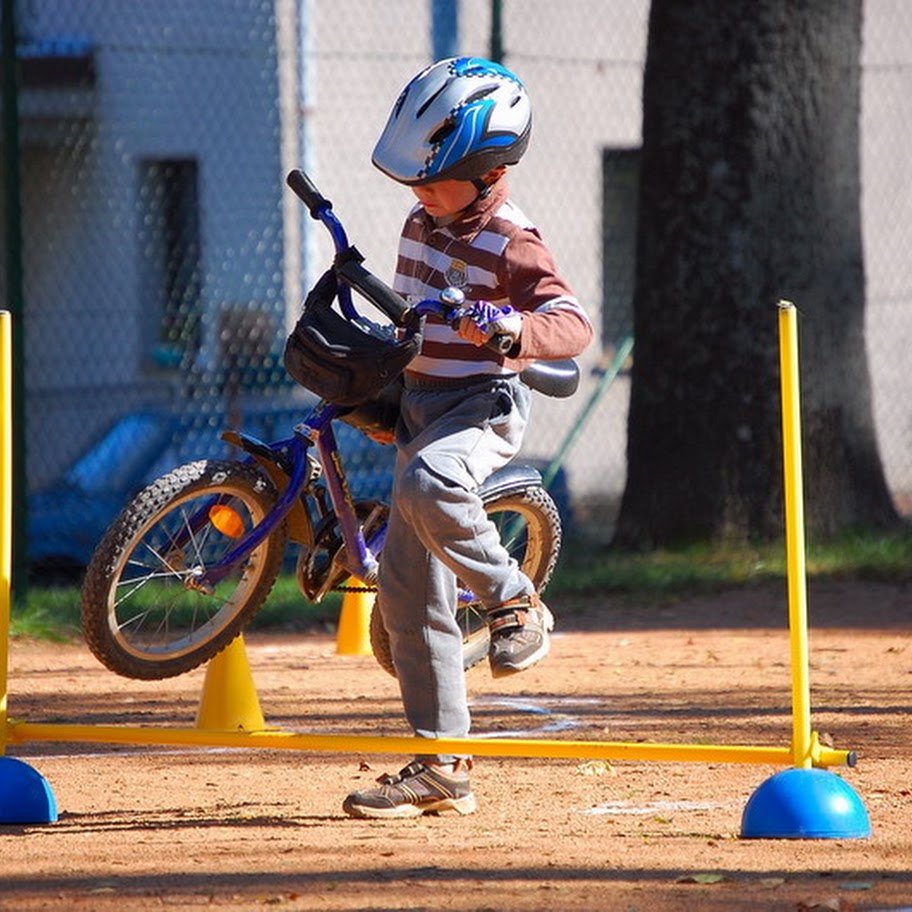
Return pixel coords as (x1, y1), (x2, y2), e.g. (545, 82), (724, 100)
(377, 373), (533, 762)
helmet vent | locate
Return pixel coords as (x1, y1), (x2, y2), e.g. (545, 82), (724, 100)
(428, 120), (456, 145)
(465, 86), (497, 105)
(416, 83), (449, 118)
(392, 88), (409, 118)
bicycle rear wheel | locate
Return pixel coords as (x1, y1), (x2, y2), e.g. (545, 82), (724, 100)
(81, 460), (287, 680)
(369, 484), (562, 676)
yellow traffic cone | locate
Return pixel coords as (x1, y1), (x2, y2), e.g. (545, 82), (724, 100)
(195, 635), (266, 731)
(336, 580), (375, 656)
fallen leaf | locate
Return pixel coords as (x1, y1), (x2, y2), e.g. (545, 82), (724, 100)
(675, 873), (725, 885)
(796, 899), (848, 911)
(759, 877), (785, 888)
(577, 760), (616, 776)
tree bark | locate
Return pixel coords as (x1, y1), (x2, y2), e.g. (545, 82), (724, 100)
(613, 0), (898, 547)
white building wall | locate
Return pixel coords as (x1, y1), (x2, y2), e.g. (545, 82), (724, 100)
(305, 1), (648, 512)
(10, 0), (912, 517)
(861, 0), (912, 503)
(16, 0), (290, 485)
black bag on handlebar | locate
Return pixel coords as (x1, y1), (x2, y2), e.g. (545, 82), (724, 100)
(284, 269), (423, 407)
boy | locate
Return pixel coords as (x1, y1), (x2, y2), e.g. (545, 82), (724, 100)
(342, 57), (592, 819)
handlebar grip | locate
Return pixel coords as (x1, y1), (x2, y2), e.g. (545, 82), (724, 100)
(488, 333), (516, 355)
(448, 310), (516, 355)
(286, 169), (330, 219)
(335, 258), (413, 325)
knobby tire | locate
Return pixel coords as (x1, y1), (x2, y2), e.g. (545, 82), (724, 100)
(81, 460), (287, 680)
(369, 485), (562, 677)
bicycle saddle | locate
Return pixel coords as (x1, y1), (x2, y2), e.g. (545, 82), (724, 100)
(520, 359), (579, 398)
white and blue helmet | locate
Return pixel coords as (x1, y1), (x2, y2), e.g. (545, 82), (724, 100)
(372, 56), (532, 185)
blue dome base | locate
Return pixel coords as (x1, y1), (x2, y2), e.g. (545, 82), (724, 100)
(741, 767), (870, 839)
(0, 756), (58, 824)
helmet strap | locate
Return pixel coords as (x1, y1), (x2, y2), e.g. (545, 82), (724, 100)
(472, 177), (492, 200)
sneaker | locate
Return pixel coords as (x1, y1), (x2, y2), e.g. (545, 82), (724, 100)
(342, 760), (476, 819)
(487, 592), (554, 678)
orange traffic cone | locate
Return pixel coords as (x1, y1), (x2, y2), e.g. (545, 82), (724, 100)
(336, 580), (375, 656)
(195, 636), (266, 731)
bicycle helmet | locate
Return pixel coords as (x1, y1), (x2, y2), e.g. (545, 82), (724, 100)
(284, 269), (423, 407)
(372, 56), (532, 185)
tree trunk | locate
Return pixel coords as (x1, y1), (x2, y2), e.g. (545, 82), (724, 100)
(613, 0), (898, 548)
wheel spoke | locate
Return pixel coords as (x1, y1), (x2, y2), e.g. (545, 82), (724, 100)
(81, 461), (287, 678)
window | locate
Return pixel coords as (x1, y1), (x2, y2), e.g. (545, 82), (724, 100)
(138, 159), (202, 367)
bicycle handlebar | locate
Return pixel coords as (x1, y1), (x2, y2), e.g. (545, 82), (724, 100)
(287, 169), (414, 326)
(287, 169), (517, 354)
(286, 169), (330, 219)
(434, 288), (515, 355)
(335, 256), (414, 327)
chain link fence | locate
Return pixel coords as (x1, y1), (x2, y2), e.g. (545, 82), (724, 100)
(2, 0), (911, 571)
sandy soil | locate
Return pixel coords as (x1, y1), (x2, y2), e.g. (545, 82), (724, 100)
(2, 578), (911, 911)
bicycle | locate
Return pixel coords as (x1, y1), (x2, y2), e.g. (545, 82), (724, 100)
(80, 170), (579, 682)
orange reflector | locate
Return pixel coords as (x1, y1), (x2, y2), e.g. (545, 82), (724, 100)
(208, 504), (245, 538)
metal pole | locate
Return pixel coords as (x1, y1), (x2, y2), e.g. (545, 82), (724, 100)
(297, 0), (315, 299)
(431, 0), (458, 61)
(541, 334), (633, 491)
(490, 0), (504, 63)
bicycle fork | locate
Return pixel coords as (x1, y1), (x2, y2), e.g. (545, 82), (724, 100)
(193, 410), (384, 593)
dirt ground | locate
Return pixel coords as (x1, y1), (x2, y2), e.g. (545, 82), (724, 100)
(2, 578), (911, 912)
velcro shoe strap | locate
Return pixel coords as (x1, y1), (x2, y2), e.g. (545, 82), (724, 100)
(487, 607), (530, 634)
(379, 761), (425, 785)
(487, 593), (540, 634)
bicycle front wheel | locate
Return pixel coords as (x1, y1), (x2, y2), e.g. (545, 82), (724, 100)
(370, 484), (562, 676)
(81, 460), (287, 680)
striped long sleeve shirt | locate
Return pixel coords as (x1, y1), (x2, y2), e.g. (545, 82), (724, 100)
(392, 180), (592, 380)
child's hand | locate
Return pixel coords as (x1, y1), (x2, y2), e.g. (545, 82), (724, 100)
(456, 315), (492, 346)
(455, 301), (522, 348)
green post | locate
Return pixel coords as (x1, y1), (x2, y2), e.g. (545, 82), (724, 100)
(490, 0), (503, 63)
(1, 0), (28, 604)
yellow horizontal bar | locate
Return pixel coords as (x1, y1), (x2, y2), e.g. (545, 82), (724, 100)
(6, 720), (854, 768)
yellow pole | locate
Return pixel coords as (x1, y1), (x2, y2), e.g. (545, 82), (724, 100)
(5, 719), (854, 767)
(777, 301), (813, 768)
(1, 311), (12, 755)
(0, 305), (856, 777)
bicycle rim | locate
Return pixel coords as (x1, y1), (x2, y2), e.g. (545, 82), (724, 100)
(83, 461), (285, 678)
